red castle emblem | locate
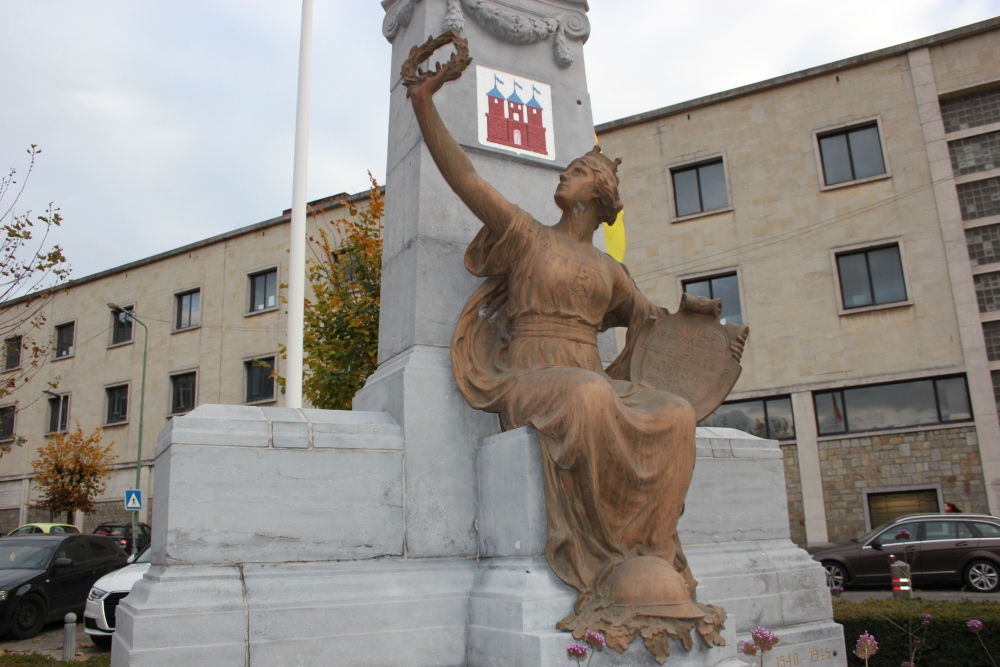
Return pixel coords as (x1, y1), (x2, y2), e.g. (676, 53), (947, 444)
(484, 75), (548, 156)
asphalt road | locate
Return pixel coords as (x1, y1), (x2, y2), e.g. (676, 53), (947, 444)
(840, 588), (1000, 602)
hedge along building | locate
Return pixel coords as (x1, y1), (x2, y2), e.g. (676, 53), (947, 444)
(596, 17), (1000, 546)
(0, 191), (366, 533)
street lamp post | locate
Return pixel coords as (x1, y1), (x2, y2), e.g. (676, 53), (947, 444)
(108, 303), (147, 556)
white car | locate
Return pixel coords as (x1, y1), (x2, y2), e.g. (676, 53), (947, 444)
(83, 546), (151, 647)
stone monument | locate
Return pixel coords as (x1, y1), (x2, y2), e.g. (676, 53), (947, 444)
(111, 2), (847, 665)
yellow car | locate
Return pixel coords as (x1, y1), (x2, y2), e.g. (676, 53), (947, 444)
(6, 523), (80, 536)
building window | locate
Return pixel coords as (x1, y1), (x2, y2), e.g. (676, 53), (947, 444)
(993, 370), (1000, 417)
(175, 290), (201, 330)
(0, 406), (14, 441)
(817, 123), (886, 186)
(171, 372), (196, 415)
(106, 385), (128, 424)
(3, 336), (21, 371)
(700, 396), (795, 440)
(47, 394), (69, 433)
(814, 375), (972, 436)
(976, 272), (1000, 313)
(985, 320), (1000, 361)
(948, 131), (1000, 176)
(957, 178), (1000, 221)
(249, 269), (278, 312)
(967, 223), (1000, 266)
(111, 305), (134, 345)
(940, 87), (1000, 134)
(55, 322), (75, 359)
(682, 273), (742, 324)
(245, 357), (275, 403)
(671, 159), (729, 217)
(835, 244), (906, 309)
(867, 489), (940, 529)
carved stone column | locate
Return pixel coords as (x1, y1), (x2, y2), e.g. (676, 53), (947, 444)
(356, 0), (596, 558)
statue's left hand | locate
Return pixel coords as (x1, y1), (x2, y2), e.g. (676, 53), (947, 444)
(729, 329), (748, 362)
(401, 31), (472, 100)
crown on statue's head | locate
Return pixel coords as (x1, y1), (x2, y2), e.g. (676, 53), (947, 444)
(587, 145), (622, 181)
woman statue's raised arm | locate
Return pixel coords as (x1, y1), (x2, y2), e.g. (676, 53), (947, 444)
(402, 32), (514, 236)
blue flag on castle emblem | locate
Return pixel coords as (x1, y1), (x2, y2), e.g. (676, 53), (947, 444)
(125, 489), (142, 511)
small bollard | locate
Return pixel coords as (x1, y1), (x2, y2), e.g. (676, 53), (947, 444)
(890, 559), (912, 599)
(62, 612), (77, 662)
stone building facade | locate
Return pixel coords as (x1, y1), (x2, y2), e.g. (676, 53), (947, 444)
(597, 18), (1000, 545)
(0, 193), (362, 532)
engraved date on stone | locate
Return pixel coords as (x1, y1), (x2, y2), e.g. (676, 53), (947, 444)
(775, 646), (835, 666)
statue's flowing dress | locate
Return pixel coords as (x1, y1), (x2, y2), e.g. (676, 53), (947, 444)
(451, 206), (703, 621)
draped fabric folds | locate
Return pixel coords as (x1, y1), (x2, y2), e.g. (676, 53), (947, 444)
(451, 208), (726, 662)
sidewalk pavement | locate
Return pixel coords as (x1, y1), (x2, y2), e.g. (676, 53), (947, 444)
(841, 589), (1000, 603)
(0, 619), (107, 662)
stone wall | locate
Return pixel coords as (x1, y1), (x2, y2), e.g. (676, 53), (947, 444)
(82, 500), (140, 532)
(818, 426), (986, 542)
(0, 508), (19, 533)
(781, 443), (807, 546)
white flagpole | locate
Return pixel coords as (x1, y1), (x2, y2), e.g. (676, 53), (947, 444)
(286, 0), (313, 409)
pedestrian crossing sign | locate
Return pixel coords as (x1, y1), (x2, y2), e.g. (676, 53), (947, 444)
(125, 489), (142, 511)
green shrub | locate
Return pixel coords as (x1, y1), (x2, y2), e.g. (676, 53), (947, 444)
(834, 598), (1000, 666)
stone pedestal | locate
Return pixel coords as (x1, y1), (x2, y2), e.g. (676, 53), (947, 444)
(114, 409), (844, 666)
(470, 426), (847, 667)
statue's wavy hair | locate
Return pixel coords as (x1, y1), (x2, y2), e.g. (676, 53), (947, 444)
(578, 146), (623, 225)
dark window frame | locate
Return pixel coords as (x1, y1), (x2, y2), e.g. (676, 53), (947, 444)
(670, 158), (730, 218)
(47, 394), (69, 433)
(816, 121), (888, 187)
(174, 289), (201, 331)
(54, 322), (75, 359)
(681, 271), (744, 325)
(834, 243), (909, 312)
(110, 305), (134, 346)
(244, 356), (276, 403)
(105, 384), (129, 425)
(700, 395), (796, 441)
(0, 405), (15, 441)
(248, 269), (279, 313)
(170, 372), (197, 415)
(3, 336), (22, 371)
(814, 374), (973, 437)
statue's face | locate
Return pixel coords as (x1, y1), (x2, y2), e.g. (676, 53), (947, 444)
(554, 160), (595, 213)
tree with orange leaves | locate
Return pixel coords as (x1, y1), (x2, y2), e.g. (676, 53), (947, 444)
(301, 174), (383, 410)
(30, 423), (116, 523)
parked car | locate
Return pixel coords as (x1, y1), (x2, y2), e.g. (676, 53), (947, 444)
(812, 513), (1000, 592)
(84, 545), (151, 647)
(6, 523), (80, 536)
(93, 522), (150, 554)
(0, 534), (128, 639)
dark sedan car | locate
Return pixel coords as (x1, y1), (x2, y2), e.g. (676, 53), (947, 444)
(0, 535), (128, 639)
(93, 522), (150, 555)
(812, 513), (1000, 592)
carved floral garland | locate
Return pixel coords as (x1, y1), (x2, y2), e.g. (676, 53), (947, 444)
(383, 0), (589, 68)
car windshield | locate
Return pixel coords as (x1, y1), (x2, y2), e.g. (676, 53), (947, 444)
(856, 520), (896, 544)
(136, 547), (151, 564)
(95, 526), (125, 537)
(0, 542), (57, 569)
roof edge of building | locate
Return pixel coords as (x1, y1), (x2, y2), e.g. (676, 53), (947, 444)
(595, 16), (1000, 134)
(1, 187), (379, 309)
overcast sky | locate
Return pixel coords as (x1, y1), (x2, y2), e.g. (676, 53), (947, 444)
(2, 0), (999, 281)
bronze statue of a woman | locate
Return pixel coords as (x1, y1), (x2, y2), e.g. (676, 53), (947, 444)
(402, 33), (737, 664)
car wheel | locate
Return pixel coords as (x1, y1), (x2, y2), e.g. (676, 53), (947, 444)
(7, 595), (47, 640)
(965, 559), (1000, 592)
(89, 633), (112, 649)
(823, 561), (848, 589)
